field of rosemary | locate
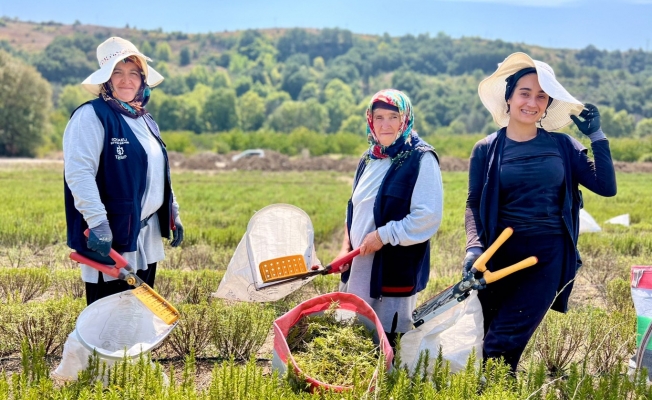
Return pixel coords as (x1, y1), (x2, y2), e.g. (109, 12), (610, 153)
(0, 160), (651, 399)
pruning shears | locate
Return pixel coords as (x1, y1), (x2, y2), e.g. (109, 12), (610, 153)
(412, 227), (538, 328)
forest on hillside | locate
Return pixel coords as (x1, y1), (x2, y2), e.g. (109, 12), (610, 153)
(2, 17), (652, 157)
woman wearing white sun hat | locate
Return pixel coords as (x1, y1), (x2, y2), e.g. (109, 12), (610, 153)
(64, 37), (184, 305)
(463, 52), (617, 372)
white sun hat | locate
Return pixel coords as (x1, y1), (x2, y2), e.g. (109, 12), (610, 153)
(81, 37), (164, 96)
(478, 52), (584, 132)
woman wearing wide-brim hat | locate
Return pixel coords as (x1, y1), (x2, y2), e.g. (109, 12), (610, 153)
(64, 37), (184, 305)
(463, 52), (617, 372)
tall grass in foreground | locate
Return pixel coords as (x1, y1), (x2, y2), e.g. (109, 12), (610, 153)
(2, 343), (651, 399)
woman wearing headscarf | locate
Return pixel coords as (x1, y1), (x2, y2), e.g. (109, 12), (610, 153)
(464, 52), (617, 372)
(64, 37), (184, 306)
(333, 89), (444, 351)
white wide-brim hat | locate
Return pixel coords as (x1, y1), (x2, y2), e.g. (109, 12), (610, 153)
(81, 37), (164, 96)
(478, 52), (584, 132)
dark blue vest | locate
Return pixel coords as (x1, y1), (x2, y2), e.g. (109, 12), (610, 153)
(345, 142), (438, 298)
(478, 129), (615, 312)
(64, 98), (172, 253)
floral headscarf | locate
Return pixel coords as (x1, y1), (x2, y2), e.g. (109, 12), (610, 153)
(100, 56), (151, 119)
(366, 89), (415, 159)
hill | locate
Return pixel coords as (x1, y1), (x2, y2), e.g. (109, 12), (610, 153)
(2, 16), (652, 159)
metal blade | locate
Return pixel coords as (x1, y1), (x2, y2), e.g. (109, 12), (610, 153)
(412, 281), (470, 327)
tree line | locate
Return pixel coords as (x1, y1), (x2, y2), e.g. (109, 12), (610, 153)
(2, 18), (652, 157)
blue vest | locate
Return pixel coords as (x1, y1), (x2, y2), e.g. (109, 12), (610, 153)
(345, 141), (438, 298)
(64, 98), (172, 253)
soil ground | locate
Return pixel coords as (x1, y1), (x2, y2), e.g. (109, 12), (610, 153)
(9, 151), (651, 173)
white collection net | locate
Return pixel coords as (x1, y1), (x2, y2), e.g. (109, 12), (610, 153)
(53, 290), (175, 380)
(213, 204), (321, 302)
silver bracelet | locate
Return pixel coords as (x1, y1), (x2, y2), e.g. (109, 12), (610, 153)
(374, 230), (383, 245)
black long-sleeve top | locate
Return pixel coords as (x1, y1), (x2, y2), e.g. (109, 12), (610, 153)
(464, 128), (616, 312)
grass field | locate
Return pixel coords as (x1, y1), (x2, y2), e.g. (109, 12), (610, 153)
(2, 161), (649, 263)
(0, 161), (651, 398)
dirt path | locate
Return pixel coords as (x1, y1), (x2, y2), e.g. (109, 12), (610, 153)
(3, 154), (652, 173)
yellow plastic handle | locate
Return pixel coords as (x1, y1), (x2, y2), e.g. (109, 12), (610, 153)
(473, 227), (513, 273)
(132, 284), (180, 325)
(483, 256), (538, 284)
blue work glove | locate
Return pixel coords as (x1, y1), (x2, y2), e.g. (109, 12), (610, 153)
(471, 281), (487, 291)
(170, 214), (184, 247)
(462, 247), (483, 279)
(87, 220), (113, 257)
(570, 103), (601, 136)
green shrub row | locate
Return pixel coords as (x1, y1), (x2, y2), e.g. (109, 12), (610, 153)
(0, 295), (276, 362)
(0, 297), (85, 356)
(524, 307), (636, 376)
(2, 344), (651, 399)
(161, 128), (368, 157)
(1, 272), (634, 369)
(0, 268), (226, 305)
(165, 301), (276, 360)
(161, 129), (652, 162)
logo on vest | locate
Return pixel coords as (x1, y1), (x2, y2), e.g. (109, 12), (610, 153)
(111, 138), (129, 160)
(111, 138), (130, 145)
(115, 145), (127, 160)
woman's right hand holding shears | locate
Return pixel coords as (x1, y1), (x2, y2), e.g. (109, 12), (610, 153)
(359, 229), (384, 256)
(334, 229), (384, 273)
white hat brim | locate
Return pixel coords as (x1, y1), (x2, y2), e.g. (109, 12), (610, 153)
(81, 52), (164, 96)
(478, 52), (584, 132)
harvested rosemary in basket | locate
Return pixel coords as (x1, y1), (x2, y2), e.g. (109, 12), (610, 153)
(286, 301), (380, 387)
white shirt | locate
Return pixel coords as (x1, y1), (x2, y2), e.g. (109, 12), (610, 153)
(63, 104), (171, 283)
(342, 152), (443, 333)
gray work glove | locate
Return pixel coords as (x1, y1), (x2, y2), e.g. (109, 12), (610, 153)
(88, 220), (113, 257)
(570, 103), (601, 136)
(462, 247), (483, 279)
(170, 213), (184, 247)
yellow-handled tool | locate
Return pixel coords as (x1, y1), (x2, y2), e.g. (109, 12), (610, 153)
(470, 227), (538, 284)
(69, 229), (180, 325)
(412, 227), (537, 327)
(258, 248), (361, 286)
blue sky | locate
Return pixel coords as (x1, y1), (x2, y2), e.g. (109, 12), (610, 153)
(2, 0), (651, 51)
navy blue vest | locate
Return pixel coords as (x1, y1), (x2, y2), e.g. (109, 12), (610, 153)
(64, 98), (172, 253)
(345, 141), (438, 298)
(477, 129), (616, 312)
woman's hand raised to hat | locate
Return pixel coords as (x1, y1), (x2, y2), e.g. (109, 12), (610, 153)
(571, 103), (601, 136)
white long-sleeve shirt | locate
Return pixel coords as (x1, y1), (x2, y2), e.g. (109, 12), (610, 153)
(63, 104), (173, 283)
(343, 152), (443, 333)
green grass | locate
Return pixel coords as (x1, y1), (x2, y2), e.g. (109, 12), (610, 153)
(0, 167), (353, 249)
(0, 165), (68, 247)
(1, 165), (649, 259)
(578, 173), (652, 261)
(174, 170), (352, 247)
(1, 163), (652, 398)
